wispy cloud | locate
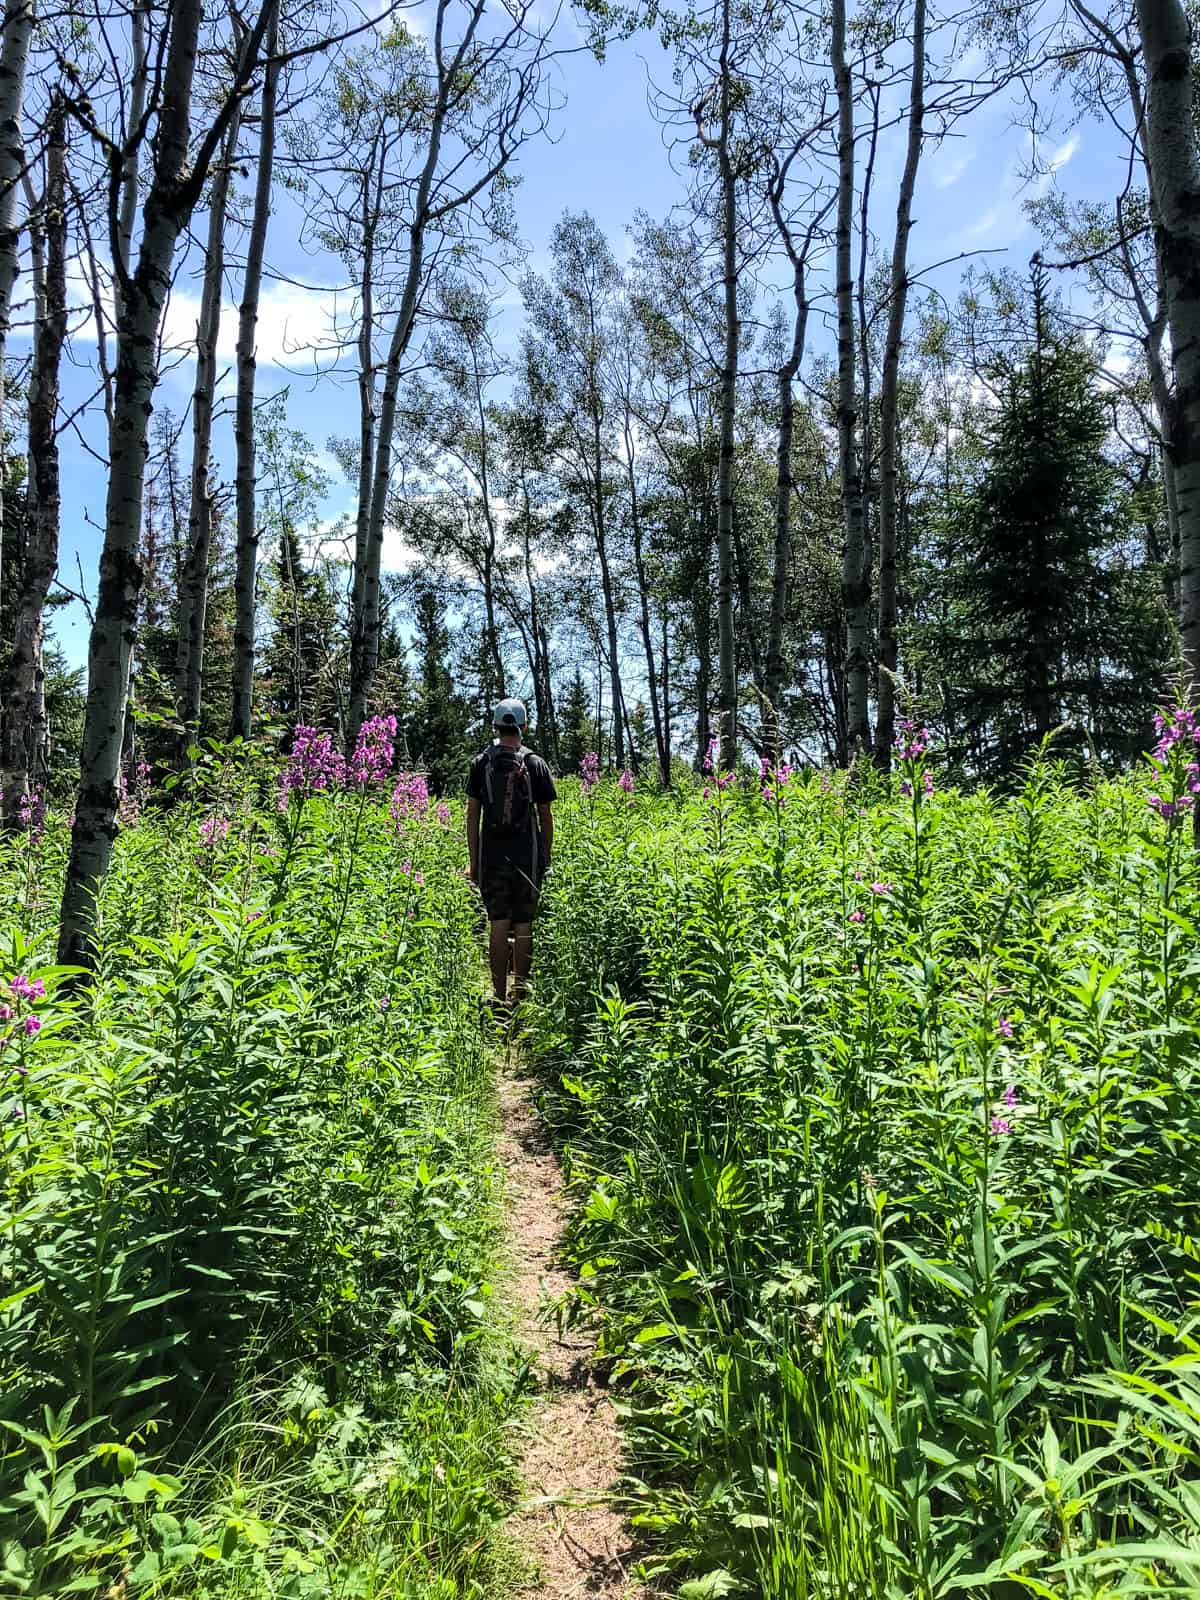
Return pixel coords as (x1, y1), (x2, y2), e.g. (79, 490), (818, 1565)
(934, 144), (975, 189)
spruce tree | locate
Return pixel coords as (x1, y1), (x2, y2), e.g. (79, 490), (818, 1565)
(408, 584), (473, 792)
(556, 669), (593, 775)
(946, 266), (1171, 774)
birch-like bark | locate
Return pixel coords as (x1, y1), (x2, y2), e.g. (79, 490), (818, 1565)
(1, 99), (65, 825)
(0, 0), (34, 612)
(874, 0), (925, 770)
(347, 0), (489, 744)
(176, 110), (242, 754)
(703, 0), (739, 769)
(229, 0), (279, 740)
(60, 0), (275, 969)
(833, 0), (870, 759)
(1135, 0), (1200, 693)
(114, 0), (149, 329)
(764, 187), (822, 765)
(348, 136), (381, 706)
(625, 408), (668, 784)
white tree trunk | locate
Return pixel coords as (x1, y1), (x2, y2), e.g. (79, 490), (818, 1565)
(833, 0), (870, 760)
(230, 0), (279, 741)
(61, 0), (279, 968)
(176, 110), (241, 754)
(1, 97), (64, 824)
(0, 0), (34, 611)
(1135, 0), (1200, 693)
(875, 0), (925, 769)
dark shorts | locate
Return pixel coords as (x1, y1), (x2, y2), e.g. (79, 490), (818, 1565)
(480, 860), (542, 923)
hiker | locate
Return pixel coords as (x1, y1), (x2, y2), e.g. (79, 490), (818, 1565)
(466, 699), (557, 1009)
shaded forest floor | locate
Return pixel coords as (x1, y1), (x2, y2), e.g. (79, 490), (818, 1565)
(497, 1043), (646, 1598)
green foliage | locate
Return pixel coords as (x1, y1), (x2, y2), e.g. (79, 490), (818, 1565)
(0, 764), (519, 1597)
(526, 735), (1200, 1596)
(936, 269), (1173, 775)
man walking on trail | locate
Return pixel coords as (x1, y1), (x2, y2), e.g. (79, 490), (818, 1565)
(466, 699), (556, 1010)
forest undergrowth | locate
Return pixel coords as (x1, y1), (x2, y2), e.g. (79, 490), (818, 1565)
(0, 733), (525, 1599)
(525, 718), (1200, 1598)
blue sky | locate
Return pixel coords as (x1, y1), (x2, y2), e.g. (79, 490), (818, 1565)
(35, 7), (1126, 675)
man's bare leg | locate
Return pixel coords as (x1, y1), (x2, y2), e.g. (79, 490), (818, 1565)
(511, 921), (533, 1002)
(488, 918), (512, 1001)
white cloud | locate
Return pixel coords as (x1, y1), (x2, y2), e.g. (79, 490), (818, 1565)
(1048, 134), (1081, 173)
(161, 278), (354, 371)
(934, 144), (974, 189)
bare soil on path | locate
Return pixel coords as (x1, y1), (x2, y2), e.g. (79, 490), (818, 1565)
(497, 1046), (646, 1598)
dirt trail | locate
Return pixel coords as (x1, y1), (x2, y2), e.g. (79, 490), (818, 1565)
(497, 1047), (645, 1598)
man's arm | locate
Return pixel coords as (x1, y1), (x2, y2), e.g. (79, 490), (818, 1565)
(466, 796), (481, 883)
(538, 803), (553, 867)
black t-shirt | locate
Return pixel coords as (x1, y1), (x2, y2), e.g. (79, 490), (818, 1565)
(467, 743), (557, 869)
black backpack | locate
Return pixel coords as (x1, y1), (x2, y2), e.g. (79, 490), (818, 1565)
(481, 744), (536, 843)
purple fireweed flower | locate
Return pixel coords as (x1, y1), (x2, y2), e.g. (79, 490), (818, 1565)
(118, 759), (152, 826)
(198, 815), (230, 849)
(923, 770), (934, 795)
(0, 1006), (11, 1023)
(900, 779), (913, 797)
(702, 786), (712, 800)
(380, 995), (392, 1012)
(997, 1017), (1014, 1039)
(580, 751), (601, 792)
(702, 736), (719, 775)
(618, 767), (634, 795)
(349, 714), (397, 786)
(17, 786), (45, 844)
(414, 870), (425, 887)
(1151, 706), (1200, 761)
(389, 771), (430, 826)
(848, 909), (865, 924)
(23, 1015), (40, 1037)
(1149, 793), (1193, 821)
(820, 771), (831, 793)
(278, 727), (345, 809)
(869, 881), (893, 895)
(990, 1116), (1012, 1136)
(762, 786), (775, 802)
(435, 801), (451, 828)
(1003, 1084), (1018, 1109)
(10, 977), (44, 1002)
(759, 756), (771, 782)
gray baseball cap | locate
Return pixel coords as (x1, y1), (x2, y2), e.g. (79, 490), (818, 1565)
(492, 698), (527, 729)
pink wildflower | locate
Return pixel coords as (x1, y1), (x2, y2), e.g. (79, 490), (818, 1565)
(23, 1015), (40, 1037)
(990, 1116), (1012, 1136)
(1003, 1084), (1018, 1109)
(848, 909), (865, 924)
(198, 815), (230, 849)
(349, 714), (397, 786)
(997, 1017), (1014, 1039)
(580, 751), (600, 792)
(390, 771), (430, 826)
(279, 727), (345, 808)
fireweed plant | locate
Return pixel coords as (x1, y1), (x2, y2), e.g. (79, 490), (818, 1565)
(0, 751), (521, 1598)
(525, 718), (1200, 1596)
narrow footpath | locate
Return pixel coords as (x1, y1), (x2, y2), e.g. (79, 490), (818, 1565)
(497, 1046), (646, 1598)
